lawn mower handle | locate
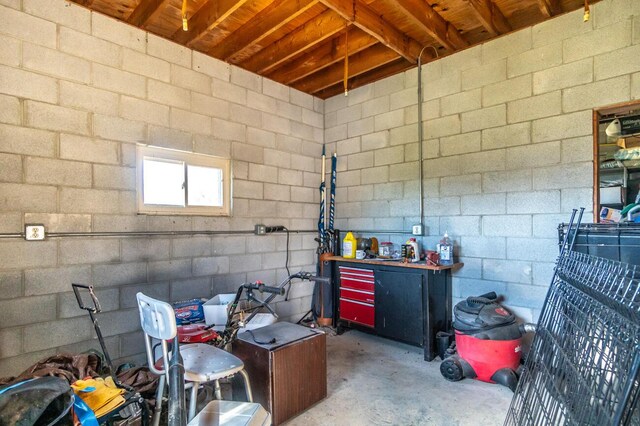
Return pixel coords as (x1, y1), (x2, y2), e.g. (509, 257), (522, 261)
(72, 283), (102, 313)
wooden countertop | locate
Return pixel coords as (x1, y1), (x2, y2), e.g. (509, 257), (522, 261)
(326, 256), (463, 271)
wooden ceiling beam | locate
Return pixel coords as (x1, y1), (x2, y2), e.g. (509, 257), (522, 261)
(267, 28), (378, 85)
(239, 9), (346, 74)
(127, 0), (166, 27)
(394, 0), (468, 51)
(209, 0), (318, 61)
(172, 0), (250, 46)
(537, 0), (563, 17)
(293, 43), (399, 94)
(76, 0), (95, 6)
(314, 58), (413, 98)
(318, 0), (421, 63)
(467, 0), (512, 36)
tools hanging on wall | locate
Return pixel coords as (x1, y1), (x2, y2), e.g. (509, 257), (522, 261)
(313, 145), (338, 327)
(316, 145), (338, 255)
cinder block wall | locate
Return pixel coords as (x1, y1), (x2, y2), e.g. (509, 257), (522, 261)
(325, 0), (640, 321)
(0, 0), (324, 377)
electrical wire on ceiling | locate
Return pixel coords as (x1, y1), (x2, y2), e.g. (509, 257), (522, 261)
(343, 22), (349, 97)
(583, 0), (590, 22)
(182, 0), (189, 31)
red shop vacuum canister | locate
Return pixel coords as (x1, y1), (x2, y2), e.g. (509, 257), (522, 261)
(440, 292), (535, 391)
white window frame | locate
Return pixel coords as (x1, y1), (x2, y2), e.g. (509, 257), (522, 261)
(136, 145), (232, 216)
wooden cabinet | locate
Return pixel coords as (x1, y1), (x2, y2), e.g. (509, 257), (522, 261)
(232, 322), (327, 426)
(332, 258), (457, 361)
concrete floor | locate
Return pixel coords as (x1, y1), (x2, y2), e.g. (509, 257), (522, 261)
(285, 329), (512, 426)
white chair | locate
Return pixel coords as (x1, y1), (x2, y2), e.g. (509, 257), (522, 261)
(136, 292), (255, 423)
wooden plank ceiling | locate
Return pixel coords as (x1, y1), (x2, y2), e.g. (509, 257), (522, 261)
(71, 0), (597, 99)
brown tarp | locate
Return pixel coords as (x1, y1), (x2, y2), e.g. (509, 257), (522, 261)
(0, 352), (158, 400)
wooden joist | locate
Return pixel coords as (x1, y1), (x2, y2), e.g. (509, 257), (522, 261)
(209, 0), (318, 61)
(315, 58), (413, 98)
(127, 0), (166, 27)
(293, 43), (399, 94)
(239, 9), (345, 74)
(394, 0), (468, 51)
(267, 28), (378, 85)
(537, 0), (563, 17)
(172, 0), (250, 46)
(318, 0), (422, 63)
(467, 0), (512, 36)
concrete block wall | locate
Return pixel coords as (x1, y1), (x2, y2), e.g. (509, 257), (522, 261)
(0, 1), (323, 377)
(325, 0), (640, 322)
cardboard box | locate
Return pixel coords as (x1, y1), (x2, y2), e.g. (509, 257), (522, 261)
(600, 207), (622, 223)
(616, 136), (640, 149)
(203, 293), (236, 330)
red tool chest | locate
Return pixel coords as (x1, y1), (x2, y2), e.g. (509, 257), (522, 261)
(338, 266), (374, 328)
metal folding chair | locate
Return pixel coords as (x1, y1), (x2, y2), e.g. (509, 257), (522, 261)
(135, 292), (254, 423)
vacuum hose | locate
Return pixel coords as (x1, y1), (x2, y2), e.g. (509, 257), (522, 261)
(519, 323), (537, 335)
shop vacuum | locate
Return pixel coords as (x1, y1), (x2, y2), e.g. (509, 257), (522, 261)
(440, 292), (535, 391)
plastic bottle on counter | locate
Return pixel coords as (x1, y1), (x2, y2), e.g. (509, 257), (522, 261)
(437, 232), (453, 265)
(342, 231), (357, 259)
(408, 238), (420, 262)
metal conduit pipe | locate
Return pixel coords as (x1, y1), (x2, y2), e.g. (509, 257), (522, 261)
(0, 229), (317, 240)
(349, 230), (414, 235)
(417, 46), (439, 234)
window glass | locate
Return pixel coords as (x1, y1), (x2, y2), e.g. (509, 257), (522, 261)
(136, 146), (231, 216)
(187, 165), (223, 207)
(142, 158), (185, 206)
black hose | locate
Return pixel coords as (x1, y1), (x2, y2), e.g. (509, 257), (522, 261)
(466, 296), (493, 306)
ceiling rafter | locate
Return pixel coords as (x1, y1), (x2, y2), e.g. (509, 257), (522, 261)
(267, 28), (378, 85)
(239, 9), (346, 74)
(537, 0), (563, 17)
(394, 0), (468, 51)
(467, 0), (512, 36)
(316, 58), (413, 98)
(318, 0), (422, 63)
(209, 0), (318, 61)
(127, 0), (166, 27)
(171, 0), (251, 46)
(293, 43), (399, 94)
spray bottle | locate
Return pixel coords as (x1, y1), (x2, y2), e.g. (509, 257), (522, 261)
(437, 232), (453, 266)
(408, 237), (420, 263)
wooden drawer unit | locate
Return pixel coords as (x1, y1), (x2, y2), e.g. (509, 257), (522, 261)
(338, 266), (374, 328)
(232, 323), (327, 425)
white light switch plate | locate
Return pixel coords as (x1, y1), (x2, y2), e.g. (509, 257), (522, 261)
(25, 224), (45, 241)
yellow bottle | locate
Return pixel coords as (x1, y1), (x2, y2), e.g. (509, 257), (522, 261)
(342, 231), (357, 258)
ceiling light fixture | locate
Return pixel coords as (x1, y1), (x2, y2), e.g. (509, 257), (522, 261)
(182, 0), (189, 31)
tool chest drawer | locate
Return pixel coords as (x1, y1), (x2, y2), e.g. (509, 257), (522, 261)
(339, 287), (374, 304)
(339, 298), (374, 328)
(338, 266), (374, 292)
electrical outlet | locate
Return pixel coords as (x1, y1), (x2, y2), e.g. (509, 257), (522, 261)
(412, 224), (423, 236)
(267, 225), (285, 233)
(254, 224), (266, 235)
(25, 224), (46, 241)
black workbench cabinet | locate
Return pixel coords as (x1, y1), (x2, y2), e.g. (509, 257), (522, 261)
(331, 259), (453, 361)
